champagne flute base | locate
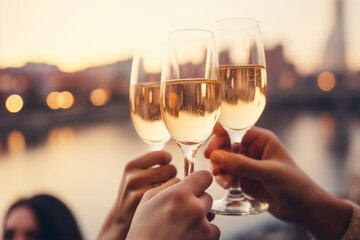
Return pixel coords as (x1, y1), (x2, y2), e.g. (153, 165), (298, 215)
(211, 191), (268, 216)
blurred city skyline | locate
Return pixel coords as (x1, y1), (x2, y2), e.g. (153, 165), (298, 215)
(0, 2), (360, 238)
(1, 0), (360, 74)
(0, 0), (359, 118)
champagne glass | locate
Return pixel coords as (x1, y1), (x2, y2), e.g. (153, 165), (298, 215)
(211, 17), (269, 215)
(161, 29), (221, 176)
(129, 46), (171, 151)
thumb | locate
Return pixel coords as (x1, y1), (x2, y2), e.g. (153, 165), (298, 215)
(210, 150), (271, 182)
(142, 177), (180, 201)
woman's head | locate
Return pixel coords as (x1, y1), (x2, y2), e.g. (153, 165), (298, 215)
(3, 201), (40, 240)
(3, 194), (83, 240)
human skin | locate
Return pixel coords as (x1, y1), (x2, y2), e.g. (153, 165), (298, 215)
(205, 123), (352, 240)
(127, 170), (220, 240)
(3, 206), (40, 240)
(98, 151), (177, 240)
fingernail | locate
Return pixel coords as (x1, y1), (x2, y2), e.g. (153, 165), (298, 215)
(204, 149), (210, 159)
(215, 176), (230, 189)
(219, 178), (230, 189)
(211, 151), (223, 165)
(223, 179), (230, 189)
(210, 165), (219, 176)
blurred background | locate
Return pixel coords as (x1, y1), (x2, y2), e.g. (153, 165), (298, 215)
(0, 0), (359, 239)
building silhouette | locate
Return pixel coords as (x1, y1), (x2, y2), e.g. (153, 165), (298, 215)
(322, 0), (346, 74)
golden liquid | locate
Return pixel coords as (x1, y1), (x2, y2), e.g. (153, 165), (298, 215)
(129, 82), (170, 144)
(219, 65), (267, 131)
(161, 79), (221, 145)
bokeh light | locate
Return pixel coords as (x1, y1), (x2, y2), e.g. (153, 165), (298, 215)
(7, 130), (26, 153)
(317, 71), (336, 92)
(90, 88), (111, 106)
(47, 91), (74, 109)
(5, 94), (24, 113)
(47, 91), (60, 109)
(57, 91), (74, 109)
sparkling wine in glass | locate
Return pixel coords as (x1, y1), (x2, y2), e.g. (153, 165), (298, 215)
(211, 17), (269, 215)
(129, 46), (171, 151)
(161, 29), (221, 176)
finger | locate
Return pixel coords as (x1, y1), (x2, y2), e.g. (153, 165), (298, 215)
(198, 192), (213, 215)
(133, 164), (177, 187)
(204, 134), (230, 158)
(214, 175), (231, 189)
(241, 126), (272, 145)
(189, 218), (219, 240)
(210, 162), (232, 189)
(244, 127), (289, 161)
(212, 122), (227, 136)
(206, 224), (221, 240)
(176, 170), (213, 197)
(126, 151), (172, 170)
(142, 177), (180, 200)
(241, 127), (276, 158)
(154, 177), (180, 191)
(210, 150), (271, 182)
(241, 178), (269, 203)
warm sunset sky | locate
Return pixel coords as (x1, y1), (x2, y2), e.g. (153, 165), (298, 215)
(0, 0), (359, 74)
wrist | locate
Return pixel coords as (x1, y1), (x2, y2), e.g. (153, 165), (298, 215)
(300, 187), (352, 240)
(98, 210), (130, 240)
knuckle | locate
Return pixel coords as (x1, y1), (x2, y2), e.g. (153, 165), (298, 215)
(163, 190), (189, 211)
(124, 172), (142, 189)
(142, 188), (155, 200)
(128, 190), (144, 204)
(168, 190), (185, 203)
(264, 129), (277, 140)
(203, 192), (213, 206)
(124, 161), (135, 171)
(165, 164), (177, 177)
(191, 202), (205, 220)
(209, 225), (221, 240)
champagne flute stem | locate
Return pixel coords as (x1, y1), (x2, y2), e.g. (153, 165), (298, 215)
(179, 143), (201, 177)
(147, 142), (166, 152)
(226, 130), (247, 193)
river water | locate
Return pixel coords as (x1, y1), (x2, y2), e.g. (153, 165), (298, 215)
(0, 106), (359, 239)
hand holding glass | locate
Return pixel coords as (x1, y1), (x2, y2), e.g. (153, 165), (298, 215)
(211, 18), (269, 215)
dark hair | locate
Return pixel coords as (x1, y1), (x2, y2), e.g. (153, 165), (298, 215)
(3, 194), (83, 240)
